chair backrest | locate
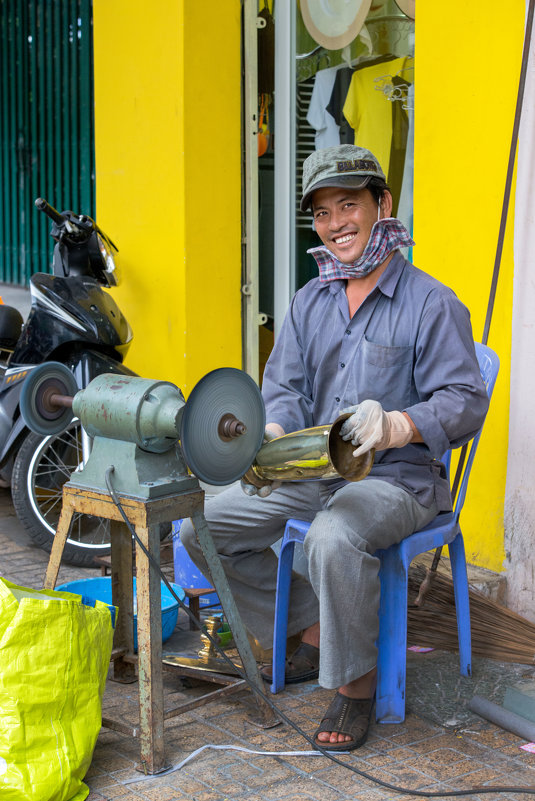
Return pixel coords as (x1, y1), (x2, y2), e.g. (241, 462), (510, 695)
(450, 342), (500, 518)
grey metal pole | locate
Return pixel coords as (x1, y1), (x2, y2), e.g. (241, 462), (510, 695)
(191, 510), (280, 729)
(469, 694), (535, 742)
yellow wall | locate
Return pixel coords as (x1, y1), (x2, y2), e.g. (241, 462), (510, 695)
(92, 0), (525, 572)
(415, 2), (525, 570)
(92, 0), (242, 397)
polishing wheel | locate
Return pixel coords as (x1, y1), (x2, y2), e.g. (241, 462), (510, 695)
(20, 361), (78, 436)
(181, 367), (265, 486)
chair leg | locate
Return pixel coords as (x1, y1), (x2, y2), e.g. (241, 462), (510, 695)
(271, 540), (296, 694)
(376, 547), (409, 723)
(448, 533), (472, 677)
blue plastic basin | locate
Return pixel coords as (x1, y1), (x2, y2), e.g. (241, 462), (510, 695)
(56, 576), (185, 649)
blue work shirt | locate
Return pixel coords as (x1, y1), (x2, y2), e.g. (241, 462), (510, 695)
(261, 251), (489, 511)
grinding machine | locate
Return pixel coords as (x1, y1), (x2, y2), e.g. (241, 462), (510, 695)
(20, 361), (373, 773)
(20, 362), (373, 495)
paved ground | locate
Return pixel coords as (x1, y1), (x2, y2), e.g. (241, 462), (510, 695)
(1, 486), (535, 801)
(0, 280), (31, 308)
(0, 281), (31, 319)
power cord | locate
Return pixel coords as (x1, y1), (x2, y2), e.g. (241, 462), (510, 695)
(104, 467), (535, 797)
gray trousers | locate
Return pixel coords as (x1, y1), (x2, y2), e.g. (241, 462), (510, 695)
(180, 479), (437, 689)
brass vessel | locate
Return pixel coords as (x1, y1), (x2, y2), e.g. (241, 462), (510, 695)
(251, 413), (374, 483)
(162, 615), (241, 675)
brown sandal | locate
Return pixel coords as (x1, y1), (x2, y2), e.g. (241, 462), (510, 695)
(260, 642), (320, 684)
(313, 691), (375, 751)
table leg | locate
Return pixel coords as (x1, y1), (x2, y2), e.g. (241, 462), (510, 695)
(110, 519), (136, 683)
(134, 523), (166, 773)
(43, 499), (73, 589)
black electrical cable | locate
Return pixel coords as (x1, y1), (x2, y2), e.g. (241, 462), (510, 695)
(104, 466), (535, 798)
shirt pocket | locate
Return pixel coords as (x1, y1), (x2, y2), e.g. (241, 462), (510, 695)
(357, 337), (414, 410)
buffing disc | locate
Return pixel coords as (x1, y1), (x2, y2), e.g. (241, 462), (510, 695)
(20, 361), (77, 436)
(181, 368), (265, 485)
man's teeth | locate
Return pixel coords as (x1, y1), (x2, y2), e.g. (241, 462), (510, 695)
(334, 234), (355, 244)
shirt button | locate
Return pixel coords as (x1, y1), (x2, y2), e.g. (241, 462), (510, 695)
(340, 362), (345, 368)
(345, 329), (351, 335)
(335, 396), (340, 403)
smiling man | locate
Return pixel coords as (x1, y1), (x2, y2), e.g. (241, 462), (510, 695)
(180, 144), (488, 751)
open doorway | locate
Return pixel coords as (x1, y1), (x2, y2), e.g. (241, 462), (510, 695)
(244, 1), (415, 380)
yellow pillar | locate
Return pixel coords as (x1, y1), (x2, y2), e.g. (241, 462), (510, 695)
(414, 1), (525, 570)
(93, 0), (242, 396)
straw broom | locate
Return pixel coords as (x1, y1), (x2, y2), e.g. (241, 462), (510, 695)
(407, 562), (535, 665)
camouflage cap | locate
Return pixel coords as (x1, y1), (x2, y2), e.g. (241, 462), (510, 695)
(300, 144), (386, 212)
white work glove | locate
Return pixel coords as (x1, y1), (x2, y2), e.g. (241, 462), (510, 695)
(339, 399), (413, 457)
(240, 424), (284, 498)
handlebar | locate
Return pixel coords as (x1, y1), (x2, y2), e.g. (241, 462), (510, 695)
(34, 198), (68, 226)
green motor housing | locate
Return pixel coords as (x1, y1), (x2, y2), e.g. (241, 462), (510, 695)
(72, 374), (185, 454)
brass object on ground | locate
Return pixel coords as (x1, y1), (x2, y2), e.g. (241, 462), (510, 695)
(251, 413), (374, 482)
(162, 655), (242, 676)
(163, 615), (242, 676)
(198, 615), (224, 658)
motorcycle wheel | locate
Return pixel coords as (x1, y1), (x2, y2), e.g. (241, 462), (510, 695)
(12, 422), (114, 567)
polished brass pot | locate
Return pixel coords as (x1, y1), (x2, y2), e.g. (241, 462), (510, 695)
(250, 413), (374, 483)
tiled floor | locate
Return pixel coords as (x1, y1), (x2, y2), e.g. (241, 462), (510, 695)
(1, 486), (534, 800)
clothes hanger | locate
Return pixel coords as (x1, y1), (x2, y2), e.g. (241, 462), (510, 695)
(373, 60), (414, 108)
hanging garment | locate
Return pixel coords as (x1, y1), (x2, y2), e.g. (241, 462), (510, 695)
(386, 72), (410, 212)
(396, 82), (415, 237)
(342, 55), (413, 180)
(306, 66), (343, 149)
(326, 66), (356, 143)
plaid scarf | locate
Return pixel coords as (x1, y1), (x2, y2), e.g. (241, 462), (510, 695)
(308, 218), (414, 283)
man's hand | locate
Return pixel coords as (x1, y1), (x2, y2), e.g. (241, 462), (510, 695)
(240, 424), (285, 498)
(340, 400), (413, 457)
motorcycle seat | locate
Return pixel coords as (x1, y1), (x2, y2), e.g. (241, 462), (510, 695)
(0, 305), (23, 351)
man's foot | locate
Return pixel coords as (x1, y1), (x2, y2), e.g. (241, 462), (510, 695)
(313, 691), (375, 752)
(260, 641), (320, 684)
(315, 668), (377, 748)
(260, 621), (320, 684)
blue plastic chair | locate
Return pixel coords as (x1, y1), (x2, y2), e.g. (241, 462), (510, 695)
(269, 343), (500, 723)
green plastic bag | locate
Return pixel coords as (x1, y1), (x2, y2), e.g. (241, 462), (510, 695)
(0, 578), (116, 801)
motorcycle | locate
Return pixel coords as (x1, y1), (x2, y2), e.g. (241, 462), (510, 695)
(0, 198), (135, 566)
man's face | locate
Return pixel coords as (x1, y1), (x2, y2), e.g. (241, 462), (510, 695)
(311, 186), (384, 265)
